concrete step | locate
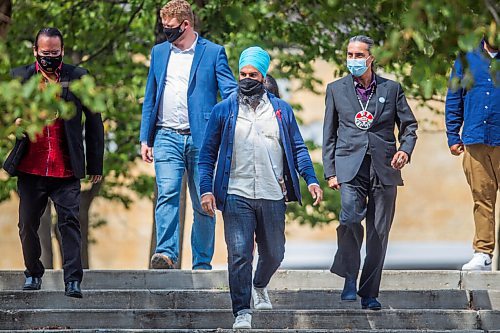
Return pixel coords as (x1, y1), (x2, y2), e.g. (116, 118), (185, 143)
(0, 328), (488, 333)
(1, 270), (498, 290)
(0, 328), (486, 333)
(0, 289), (477, 310)
(471, 290), (500, 310)
(1, 309), (497, 330)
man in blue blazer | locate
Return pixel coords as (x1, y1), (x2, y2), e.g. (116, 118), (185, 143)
(139, 0), (237, 270)
(199, 46), (323, 329)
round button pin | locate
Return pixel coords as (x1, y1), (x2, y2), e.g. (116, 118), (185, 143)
(378, 97), (386, 103)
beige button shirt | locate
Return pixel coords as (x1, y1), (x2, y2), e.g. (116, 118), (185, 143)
(227, 94), (284, 200)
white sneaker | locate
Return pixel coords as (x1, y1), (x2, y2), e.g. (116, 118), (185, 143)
(252, 286), (273, 310)
(233, 313), (252, 329)
(462, 253), (492, 271)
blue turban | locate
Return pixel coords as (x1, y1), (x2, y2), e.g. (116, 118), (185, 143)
(238, 46), (271, 78)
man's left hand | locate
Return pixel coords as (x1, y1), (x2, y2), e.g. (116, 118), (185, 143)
(89, 175), (103, 184)
(308, 184), (323, 206)
(391, 151), (409, 170)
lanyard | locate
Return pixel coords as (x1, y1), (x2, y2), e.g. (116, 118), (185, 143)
(356, 88), (375, 112)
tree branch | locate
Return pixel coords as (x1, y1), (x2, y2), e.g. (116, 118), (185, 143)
(77, 0), (145, 66)
(412, 96), (445, 103)
(0, 11), (10, 23)
(0, 0), (12, 39)
(485, 0), (500, 25)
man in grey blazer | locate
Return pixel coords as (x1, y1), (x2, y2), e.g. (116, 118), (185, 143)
(322, 35), (418, 310)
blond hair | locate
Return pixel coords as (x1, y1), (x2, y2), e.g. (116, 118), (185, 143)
(160, 0), (194, 26)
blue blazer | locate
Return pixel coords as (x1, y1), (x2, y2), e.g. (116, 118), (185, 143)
(140, 36), (237, 148)
(199, 92), (320, 211)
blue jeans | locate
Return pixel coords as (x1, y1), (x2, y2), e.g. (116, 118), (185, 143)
(222, 194), (286, 316)
(153, 128), (215, 269)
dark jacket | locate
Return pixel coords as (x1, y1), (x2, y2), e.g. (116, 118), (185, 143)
(3, 63), (104, 179)
(322, 74), (418, 186)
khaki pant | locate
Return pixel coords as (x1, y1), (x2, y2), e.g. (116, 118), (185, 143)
(463, 144), (500, 254)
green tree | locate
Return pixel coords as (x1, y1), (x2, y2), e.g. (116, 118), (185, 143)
(1, 0), (498, 267)
(1, 0), (158, 267)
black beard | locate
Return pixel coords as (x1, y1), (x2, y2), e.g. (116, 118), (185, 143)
(238, 89), (265, 108)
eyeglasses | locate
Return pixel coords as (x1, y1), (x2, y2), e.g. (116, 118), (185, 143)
(37, 50), (62, 56)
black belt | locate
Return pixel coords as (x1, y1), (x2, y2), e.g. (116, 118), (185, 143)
(168, 128), (191, 135)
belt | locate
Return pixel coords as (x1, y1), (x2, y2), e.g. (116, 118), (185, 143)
(165, 127), (191, 135)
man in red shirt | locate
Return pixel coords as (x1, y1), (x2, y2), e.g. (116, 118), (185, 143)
(3, 28), (104, 298)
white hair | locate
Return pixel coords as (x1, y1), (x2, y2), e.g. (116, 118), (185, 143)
(349, 35), (375, 54)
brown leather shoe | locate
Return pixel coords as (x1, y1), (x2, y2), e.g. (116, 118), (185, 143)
(151, 253), (175, 269)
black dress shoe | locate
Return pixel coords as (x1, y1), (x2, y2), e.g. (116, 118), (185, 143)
(23, 276), (42, 290)
(65, 281), (83, 298)
(341, 277), (357, 301)
(361, 297), (382, 310)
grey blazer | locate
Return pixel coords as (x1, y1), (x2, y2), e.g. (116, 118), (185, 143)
(322, 74), (418, 186)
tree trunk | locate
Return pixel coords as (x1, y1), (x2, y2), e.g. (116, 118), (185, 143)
(176, 175), (187, 269)
(149, 175), (187, 269)
(149, 183), (158, 268)
(53, 220), (63, 267)
(0, 0), (12, 40)
(38, 200), (53, 269)
(154, 4), (165, 45)
(192, 0), (209, 34)
(79, 182), (102, 269)
(496, 210), (500, 270)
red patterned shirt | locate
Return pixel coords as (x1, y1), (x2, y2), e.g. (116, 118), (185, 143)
(16, 62), (74, 178)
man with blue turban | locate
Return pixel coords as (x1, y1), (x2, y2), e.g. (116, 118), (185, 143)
(199, 46), (323, 329)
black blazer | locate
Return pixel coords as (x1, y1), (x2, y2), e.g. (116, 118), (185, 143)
(2, 63), (104, 179)
(322, 74), (418, 186)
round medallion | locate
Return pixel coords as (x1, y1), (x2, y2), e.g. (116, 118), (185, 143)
(354, 111), (374, 130)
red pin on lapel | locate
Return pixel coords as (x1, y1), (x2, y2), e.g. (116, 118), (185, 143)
(276, 109), (282, 120)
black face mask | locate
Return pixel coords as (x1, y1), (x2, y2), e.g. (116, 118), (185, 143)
(239, 78), (264, 96)
(36, 54), (62, 73)
(163, 22), (185, 43)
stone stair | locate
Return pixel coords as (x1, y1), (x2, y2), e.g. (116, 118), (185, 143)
(0, 270), (499, 332)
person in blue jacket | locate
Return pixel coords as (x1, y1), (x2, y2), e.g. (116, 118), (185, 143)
(139, 0), (237, 270)
(445, 37), (499, 271)
(199, 46), (323, 329)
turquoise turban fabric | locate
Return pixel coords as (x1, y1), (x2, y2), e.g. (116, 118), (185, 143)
(238, 46), (270, 78)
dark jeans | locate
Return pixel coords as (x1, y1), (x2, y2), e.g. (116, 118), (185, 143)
(17, 173), (83, 283)
(331, 155), (397, 298)
(222, 194), (286, 316)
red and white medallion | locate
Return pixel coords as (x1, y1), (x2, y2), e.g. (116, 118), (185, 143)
(354, 111), (374, 130)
